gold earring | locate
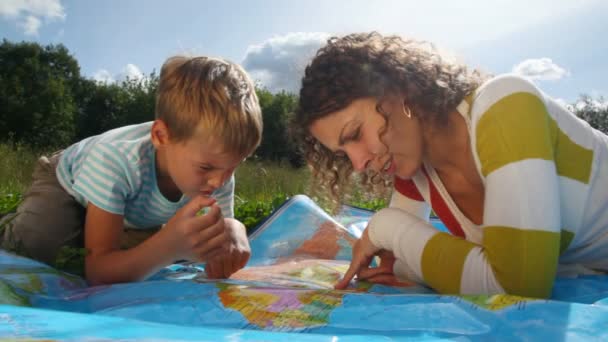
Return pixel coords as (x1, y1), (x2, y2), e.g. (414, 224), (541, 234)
(402, 101), (412, 119)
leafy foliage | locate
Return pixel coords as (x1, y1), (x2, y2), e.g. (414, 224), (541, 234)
(256, 89), (304, 167)
(0, 193), (21, 215)
(75, 75), (159, 140)
(0, 40), (80, 148)
(574, 95), (608, 134)
(0, 40), (304, 165)
(235, 193), (290, 231)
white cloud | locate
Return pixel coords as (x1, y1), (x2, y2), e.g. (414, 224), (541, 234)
(117, 64), (144, 83)
(242, 32), (329, 93)
(92, 69), (114, 84)
(92, 64), (145, 84)
(512, 58), (569, 81)
(19, 15), (40, 36)
(0, 0), (65, 36)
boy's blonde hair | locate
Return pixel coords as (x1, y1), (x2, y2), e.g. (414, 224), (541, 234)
(156, 56), (262, 157)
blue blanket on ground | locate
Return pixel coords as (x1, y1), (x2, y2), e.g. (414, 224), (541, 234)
(1, 195), (607, 341)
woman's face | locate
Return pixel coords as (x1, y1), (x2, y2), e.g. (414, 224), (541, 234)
(309, 96), (424, 180)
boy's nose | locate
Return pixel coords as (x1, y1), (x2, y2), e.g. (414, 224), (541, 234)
(207, 176), (223, 188)
(207, 170), (231, 188)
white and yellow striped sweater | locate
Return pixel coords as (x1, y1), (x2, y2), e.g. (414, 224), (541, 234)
(369, 74), (608, 298)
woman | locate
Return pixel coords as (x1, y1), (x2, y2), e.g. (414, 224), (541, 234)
(292, 32), (608, 298)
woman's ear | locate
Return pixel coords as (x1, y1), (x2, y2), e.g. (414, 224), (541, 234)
(151, 119), (171, 148)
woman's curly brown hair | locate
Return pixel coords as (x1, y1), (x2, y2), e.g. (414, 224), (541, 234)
(291, 32), (487, 209)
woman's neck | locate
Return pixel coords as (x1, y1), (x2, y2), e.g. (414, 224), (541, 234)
(423, 110), (471, 174)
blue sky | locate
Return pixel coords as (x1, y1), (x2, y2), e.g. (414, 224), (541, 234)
(1, 0), (606, 103)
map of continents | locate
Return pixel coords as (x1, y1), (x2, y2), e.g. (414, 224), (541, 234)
(218, 283), (344, 330)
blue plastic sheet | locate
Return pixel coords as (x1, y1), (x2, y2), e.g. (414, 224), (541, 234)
(1, 194), (607, 340)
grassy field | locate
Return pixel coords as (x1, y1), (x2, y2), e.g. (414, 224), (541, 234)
(0, 143), (385, 224)
(0, 143), (42, 196)
(0, 143), (314, 215)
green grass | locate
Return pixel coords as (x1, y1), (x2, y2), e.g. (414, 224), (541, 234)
(0, 143), (40, 197)
(0, 142), (386, 219)
(234, 159), (310, 203)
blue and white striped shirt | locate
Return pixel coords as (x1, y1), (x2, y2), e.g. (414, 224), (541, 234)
(56, 122), (234, 229)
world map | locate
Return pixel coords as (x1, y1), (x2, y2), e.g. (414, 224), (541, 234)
(0, 195), (607, 340)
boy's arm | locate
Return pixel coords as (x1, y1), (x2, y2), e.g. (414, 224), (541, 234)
(85, 196), (227, 285)
(85, 203), (176, 285)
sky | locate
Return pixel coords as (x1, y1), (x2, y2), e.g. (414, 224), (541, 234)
(1, 0), (607, 104)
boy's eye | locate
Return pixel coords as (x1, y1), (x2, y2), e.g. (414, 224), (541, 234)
(200, 165), (214, 171)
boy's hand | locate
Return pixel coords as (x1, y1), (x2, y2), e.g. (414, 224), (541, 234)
(334, 228), (381, 290)
(161, 195), (229, 262)
(205, 219), (250, 279)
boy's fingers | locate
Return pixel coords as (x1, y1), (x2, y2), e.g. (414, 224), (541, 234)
(240, 251), (250, 269)
(222, 255), (232, 278)
(202, 247), (224, 262)
(197, 218), (224, 242)
(232, 255), (241, 275)
(182, 195), (216, 217)
(196, 229), (229, 257)
(205, 260), (216, 278)
(191, 204), (222, 228)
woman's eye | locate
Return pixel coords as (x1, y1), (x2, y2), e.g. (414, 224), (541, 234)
(350, 127), (361, 141)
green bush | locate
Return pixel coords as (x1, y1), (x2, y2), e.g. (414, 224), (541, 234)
(235, 193), (290, 231)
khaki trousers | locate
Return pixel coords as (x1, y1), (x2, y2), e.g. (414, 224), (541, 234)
(0, 152), (157, 266)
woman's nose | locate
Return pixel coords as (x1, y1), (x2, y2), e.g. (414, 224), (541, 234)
(347, 146), (373, 172)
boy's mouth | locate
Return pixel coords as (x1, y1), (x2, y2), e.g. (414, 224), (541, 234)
(199, 189), (215, 196)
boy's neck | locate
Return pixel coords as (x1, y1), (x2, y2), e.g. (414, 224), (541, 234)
(155, 149), (183, 202)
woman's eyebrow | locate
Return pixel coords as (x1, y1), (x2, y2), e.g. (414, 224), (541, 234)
(338, 120), (356, 146)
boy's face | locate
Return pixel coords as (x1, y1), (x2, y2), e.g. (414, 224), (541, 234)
(153, 121), (244, 200)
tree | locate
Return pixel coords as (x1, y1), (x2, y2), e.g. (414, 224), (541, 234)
(255, 88), (304, 167)
(0, 40), (80, 148)
(120, 72), (159, 126)
(574, 95), (608, 134)
(75, 73), (159, 140)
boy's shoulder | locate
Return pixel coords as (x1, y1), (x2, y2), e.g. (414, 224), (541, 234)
(63, 121), (154, 169)
(97, 122), (154, 144)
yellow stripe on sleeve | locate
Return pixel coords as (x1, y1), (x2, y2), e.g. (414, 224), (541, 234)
(421, 233), (475, 294)
(484, 226), (560, 298)
(554, 128), (593, 184)
(559, 229), (574, 254)
(476, 92), (555, 177)
(476, 91), (594, 183)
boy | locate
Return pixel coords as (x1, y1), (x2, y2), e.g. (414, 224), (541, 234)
(0, 56), (263, 285)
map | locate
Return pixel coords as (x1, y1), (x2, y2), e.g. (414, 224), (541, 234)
(0, 194), (608, 341)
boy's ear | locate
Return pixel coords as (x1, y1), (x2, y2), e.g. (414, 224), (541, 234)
(151, 119), (171, 147)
